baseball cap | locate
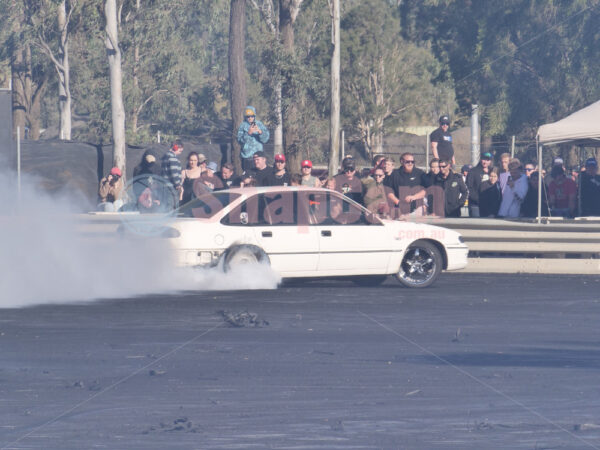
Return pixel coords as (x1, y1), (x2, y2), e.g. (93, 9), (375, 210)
(253, 151), (266, 158)
(274, 154), (286, 162)
(343, 160), (355, 170)
(110, 167), (122, 177)
(144, 154), (156, 164)
(461, 164), (471, 173)
(244, 108), (255, 117)
(207, 161), (218, 172)
(553, 157), (564, 166)
(481, 152), (493, 160)
(439, 115), (450, 125)
(585, 157), (598, 167)
(301, 160), (312, 168)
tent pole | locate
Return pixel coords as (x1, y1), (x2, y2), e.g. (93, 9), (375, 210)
(537, 139), (542, 224)
(577, 146), (583, 217)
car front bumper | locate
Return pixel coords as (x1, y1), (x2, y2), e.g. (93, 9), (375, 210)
(445, 244), (469, 271)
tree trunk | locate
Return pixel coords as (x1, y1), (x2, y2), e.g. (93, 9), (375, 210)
(57, 0), (72, 140)
(328, 0), (340, 177)
(131, 0), (141, 138)
(29, 75), (48, 140)
(11, 47), (26, 139)
(279, 0), (300, 170)
(228, 0), (247, 175)
(274, 81), (283, 155)
(105, 0), (127, 177)
(12, 44), (45, 140)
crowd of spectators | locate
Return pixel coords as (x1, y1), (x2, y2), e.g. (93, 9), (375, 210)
(99, 145), (600, 219)
(98, 106), (600, 219)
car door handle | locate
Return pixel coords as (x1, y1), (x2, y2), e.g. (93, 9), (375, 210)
(262, 231), (272, 237)
(321, 230), (332, 237)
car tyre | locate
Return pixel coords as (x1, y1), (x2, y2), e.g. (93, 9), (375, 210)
(352, 275), (388, 286)
(223, 244), (270, 272)
(396, 240), (442, 288)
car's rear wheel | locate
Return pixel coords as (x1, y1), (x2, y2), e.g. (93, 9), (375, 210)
(396, 240), (442, 288)
(352, 275), (388, 286)
(223, 244), (270, 272)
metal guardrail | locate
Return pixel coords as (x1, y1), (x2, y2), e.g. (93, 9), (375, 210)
(421, 217), (600, 274)
(75, 214), (600, 274)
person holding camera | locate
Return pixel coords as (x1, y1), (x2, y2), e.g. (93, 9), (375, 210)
(98, 167), (124, 212)
(237, 106), (270, 172)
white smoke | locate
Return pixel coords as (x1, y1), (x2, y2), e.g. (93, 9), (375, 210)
(0, 170), (280, 308)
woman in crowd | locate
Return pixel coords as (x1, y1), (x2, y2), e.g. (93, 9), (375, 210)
(181, 152), (205, 204)
(478, 168), (502, 217)
(363, 167), (390, 217)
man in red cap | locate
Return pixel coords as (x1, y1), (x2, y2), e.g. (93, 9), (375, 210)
(98, 166), (124, 211)
(300, 159), (320, 187)
(266, 153), (290, 186)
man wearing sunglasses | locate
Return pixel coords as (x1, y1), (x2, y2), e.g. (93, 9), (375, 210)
(386, 152), (428, 216)
(333, 157), (363, 204)
(236, 106), (270, 172)
(433, 159), (468, 217)
(430, 115), (455, 166)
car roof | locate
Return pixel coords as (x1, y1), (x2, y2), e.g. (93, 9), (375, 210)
(220, 186), (331, 195)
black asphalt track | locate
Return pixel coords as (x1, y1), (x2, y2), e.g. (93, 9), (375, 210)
(2, 273), (600, 449)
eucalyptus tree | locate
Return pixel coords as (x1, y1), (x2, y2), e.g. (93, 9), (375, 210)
(0, 0), (52, 139)
(104, 0), (126, 174)
(341, 0), (455, 156)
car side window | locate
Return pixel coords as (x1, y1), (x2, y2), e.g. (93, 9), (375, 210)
(261, 191), (295, 225)
(222, 192), (296, 226)
(298, 191), (328, 225)
(327, 193), (381, 226)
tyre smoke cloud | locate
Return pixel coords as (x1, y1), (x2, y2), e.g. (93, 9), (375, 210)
(0, 170), (279, 308)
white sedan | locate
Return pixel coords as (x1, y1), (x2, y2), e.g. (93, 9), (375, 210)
(157, 186), (468, 288)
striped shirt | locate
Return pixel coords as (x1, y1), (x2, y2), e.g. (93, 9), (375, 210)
(160, 150), (182, 188)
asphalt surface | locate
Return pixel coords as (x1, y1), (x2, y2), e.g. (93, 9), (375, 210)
(2, 273), (600, 449)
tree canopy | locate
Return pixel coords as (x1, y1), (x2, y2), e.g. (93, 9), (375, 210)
(1, 0), (599, 161)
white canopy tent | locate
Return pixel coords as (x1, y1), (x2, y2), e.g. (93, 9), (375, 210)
(535, 100), (600, 221)
(537, 100), (600, 146)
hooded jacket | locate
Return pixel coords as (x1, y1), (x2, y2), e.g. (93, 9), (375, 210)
(236, 106), (270, 159)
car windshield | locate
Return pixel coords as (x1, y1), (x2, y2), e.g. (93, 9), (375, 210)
(178, 192), (241, 219)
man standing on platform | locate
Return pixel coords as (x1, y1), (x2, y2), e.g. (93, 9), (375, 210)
(430, 115), (455, 167)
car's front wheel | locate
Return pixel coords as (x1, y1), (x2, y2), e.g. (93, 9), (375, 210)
(222, 244), (270, 272)
(396, 240), (442, 288)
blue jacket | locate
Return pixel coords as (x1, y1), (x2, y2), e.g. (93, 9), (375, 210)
(236, 106), (270, 159)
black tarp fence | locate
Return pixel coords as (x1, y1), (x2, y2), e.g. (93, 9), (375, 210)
(5, 139), (238, 208)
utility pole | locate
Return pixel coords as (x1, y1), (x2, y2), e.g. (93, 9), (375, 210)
(471, 104), (480, 166)
(328, 0), (340, 177)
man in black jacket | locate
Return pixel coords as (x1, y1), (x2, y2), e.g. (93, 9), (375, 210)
(387, 152), (428, 216)
(465, 151), (493, 217)
(434, 159), (468, 217)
